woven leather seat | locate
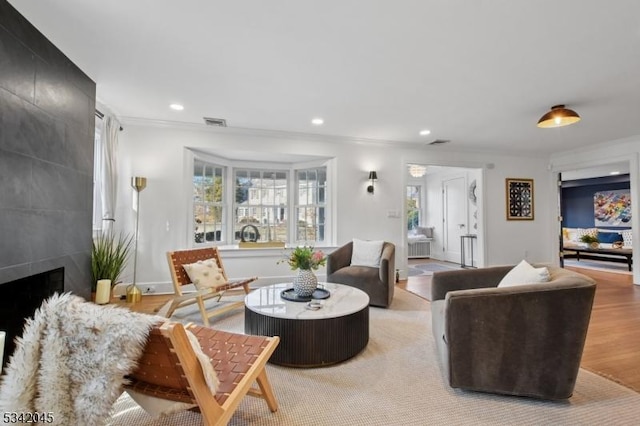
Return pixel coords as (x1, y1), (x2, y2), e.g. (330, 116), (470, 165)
(126, 321), (279, 425)
(164, 247), (257, 326)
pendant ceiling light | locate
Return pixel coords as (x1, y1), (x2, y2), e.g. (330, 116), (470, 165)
(537, 104), (581, 128)
(408, 164), (427, 178)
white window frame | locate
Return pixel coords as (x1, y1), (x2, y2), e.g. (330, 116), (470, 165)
(407, 184), (423, 231)
(294, 166), (327, 244)
(186, 149), (334, 247)
(193, 158), (226, 244)
(233, 168), (289, 243)
(92, 116), (103, 231)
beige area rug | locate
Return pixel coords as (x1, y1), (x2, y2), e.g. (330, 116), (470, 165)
(107, 289), (639, 425)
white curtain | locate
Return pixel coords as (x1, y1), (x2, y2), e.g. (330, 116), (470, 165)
(101, 115), (121, 235)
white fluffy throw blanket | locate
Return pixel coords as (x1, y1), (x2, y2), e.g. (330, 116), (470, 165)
(0, 293), (160, 425)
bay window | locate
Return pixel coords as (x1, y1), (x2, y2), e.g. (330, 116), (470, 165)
(191, 153), (330, 246)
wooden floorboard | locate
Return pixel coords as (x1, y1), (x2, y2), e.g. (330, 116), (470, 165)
(398, 261), (640, 393)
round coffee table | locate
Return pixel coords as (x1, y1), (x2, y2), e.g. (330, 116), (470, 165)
(244, 282), (369, 367)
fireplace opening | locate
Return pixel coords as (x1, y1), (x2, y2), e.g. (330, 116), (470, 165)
(0, 268), (64, 371)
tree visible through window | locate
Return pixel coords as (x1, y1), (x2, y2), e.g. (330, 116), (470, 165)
(407, 185), (422, 231)
(193, 160), (224, 243)
(191, 155), (329, 246)
(234, 170), (288, 242)
(296, 168), (326, 243)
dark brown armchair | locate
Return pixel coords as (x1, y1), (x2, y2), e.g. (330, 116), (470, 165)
(326, 241), (395, 307)
(431, 265), (596, 400)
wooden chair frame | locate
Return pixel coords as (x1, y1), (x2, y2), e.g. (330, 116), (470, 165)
(125, 321), (279, 425)
(165, 248), (257, 326)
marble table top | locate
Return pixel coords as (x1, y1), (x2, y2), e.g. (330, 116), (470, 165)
(244, 282), (369, 320)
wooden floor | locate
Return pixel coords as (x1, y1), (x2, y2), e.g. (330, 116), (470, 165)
(398, 260), (640, 393)
(116, 263), (640, 393)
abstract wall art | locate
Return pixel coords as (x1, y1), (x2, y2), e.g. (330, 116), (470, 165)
(594, 190), (631, 227)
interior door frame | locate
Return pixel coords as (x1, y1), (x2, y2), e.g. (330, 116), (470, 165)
(399, 160), (487, 280)
(552, 155), (639, 285)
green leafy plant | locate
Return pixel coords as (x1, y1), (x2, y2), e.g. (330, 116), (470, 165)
(91, 232), (134, 290)
(580, 234), (599, 244)
(279, 246), (326, 270)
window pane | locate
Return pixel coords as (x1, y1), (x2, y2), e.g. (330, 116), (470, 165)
(234, 168), (289, 242)
(294, 166), (327, 244)
(193, 159), (225, 244)
(407, 185), (421, 231)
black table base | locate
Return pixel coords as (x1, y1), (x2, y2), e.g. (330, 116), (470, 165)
(245, 306), (369, 367)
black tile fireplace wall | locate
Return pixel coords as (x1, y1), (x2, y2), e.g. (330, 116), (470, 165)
(0, 1), (96, 298)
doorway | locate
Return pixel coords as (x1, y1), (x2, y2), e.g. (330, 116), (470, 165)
(404, 164), (483, 268)
(558, 162), (633, 276)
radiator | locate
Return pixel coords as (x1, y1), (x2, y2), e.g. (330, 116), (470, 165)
(408, 240), (431, 258)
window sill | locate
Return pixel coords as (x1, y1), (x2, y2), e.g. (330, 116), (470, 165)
(212, 244), (337, 258)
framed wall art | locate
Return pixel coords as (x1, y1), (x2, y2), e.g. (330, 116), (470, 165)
(594, 190), (631, 227)
(506, 178), (534, 220)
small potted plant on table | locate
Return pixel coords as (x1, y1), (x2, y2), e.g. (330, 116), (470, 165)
(580, 234), (600, 249)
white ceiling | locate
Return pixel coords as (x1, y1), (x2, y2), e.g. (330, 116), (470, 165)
(9, 0), (640, 155)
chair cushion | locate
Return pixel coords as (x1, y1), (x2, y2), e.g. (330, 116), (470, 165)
(330, 265), (380, 285)
(351, 239), (384, 267)
(497, 260), (550, 288)
(183, 258), (226, 290)
(417, 226), (434, 238)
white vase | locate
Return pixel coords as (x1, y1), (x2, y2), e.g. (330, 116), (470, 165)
(293, 269), (318, 297)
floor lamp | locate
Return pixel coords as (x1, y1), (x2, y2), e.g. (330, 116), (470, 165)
(127, 176), (147, 303)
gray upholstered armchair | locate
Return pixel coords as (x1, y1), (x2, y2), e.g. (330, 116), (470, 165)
(326, 241), (395, 307)
(431, 265), (596, 400)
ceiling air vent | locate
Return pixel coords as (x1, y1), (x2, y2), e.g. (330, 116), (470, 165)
(203, 117), (227, 127)
(428, 139), (451, 145)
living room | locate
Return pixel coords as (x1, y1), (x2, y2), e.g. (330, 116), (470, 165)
(1, 1), (640, 424)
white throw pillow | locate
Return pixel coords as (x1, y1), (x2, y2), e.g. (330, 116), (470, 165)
(185, 329), (220, 394)
(182, 258), (226, 290)
(622, 230), (632, 248)
(125, 389), (196, 417)
(497, 260), (550, 288)
(351, 239), (385, 267)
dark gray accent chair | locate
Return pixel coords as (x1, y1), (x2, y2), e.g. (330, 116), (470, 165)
(326, 241), (395, 307)
(431, 265), (596, 400)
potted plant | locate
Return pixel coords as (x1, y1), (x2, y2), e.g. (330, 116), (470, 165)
(279, 246), (326, 297)
(580, 234), (600, 249)
(91, 232), (134, 292)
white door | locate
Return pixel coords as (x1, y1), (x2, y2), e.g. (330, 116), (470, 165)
(442, 176), (468, 263)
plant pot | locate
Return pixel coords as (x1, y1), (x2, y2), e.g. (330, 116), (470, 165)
(293, 269), (318, 297)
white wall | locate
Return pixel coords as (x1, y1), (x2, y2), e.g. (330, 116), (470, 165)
(113, 121), (557, 289)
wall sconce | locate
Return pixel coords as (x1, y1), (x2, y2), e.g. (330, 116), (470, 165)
(367, 171), (377, 194)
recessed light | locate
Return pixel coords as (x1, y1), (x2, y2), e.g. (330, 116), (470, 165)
(311, 118), (324, 125)
(610, 171), (621, 175)
(419, 129), (431, 136)
(170, 104), (184, 111)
